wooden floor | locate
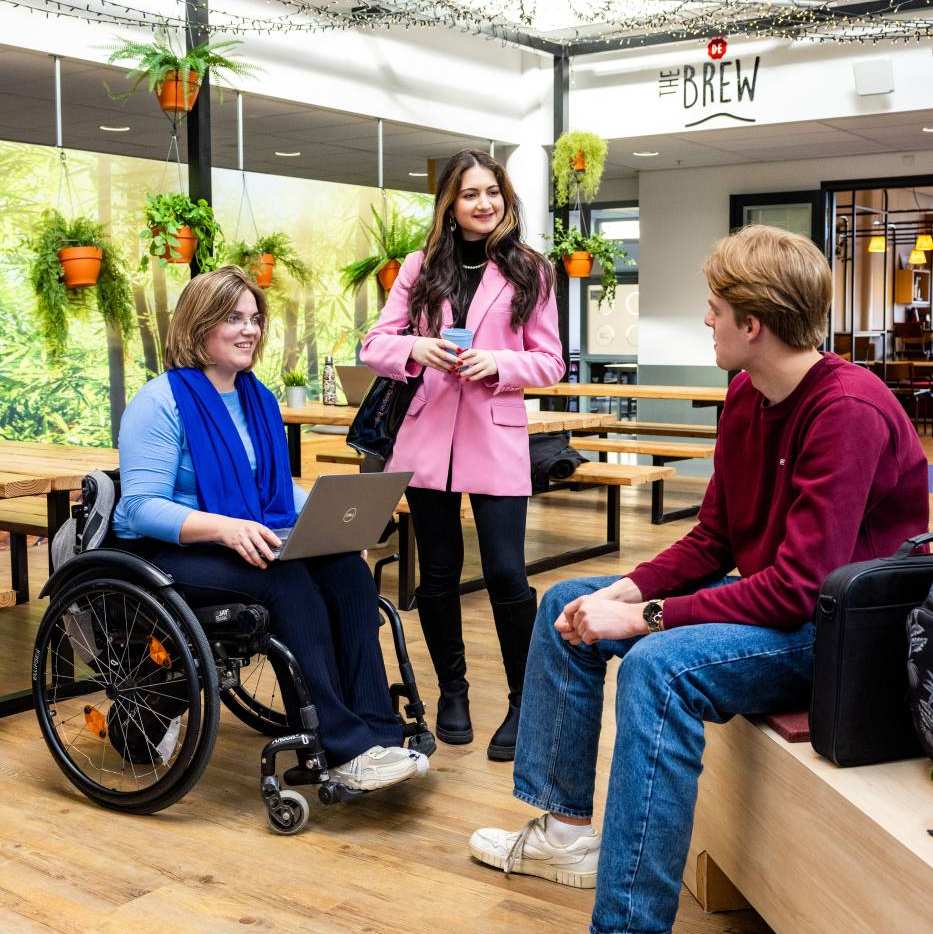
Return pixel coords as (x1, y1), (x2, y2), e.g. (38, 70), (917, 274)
(4, 428), (888, 933)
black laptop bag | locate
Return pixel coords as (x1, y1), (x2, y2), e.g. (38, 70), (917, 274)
(809, 532), (931, 767)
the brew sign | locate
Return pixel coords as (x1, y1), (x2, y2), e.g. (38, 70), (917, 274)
(657, 36), (760, 128)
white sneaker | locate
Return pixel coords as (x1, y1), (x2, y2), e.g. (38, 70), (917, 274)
(330, 745), (422, 792)
(469, 815), (600, 889)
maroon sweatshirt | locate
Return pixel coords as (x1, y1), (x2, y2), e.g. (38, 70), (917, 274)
(628, 354), (929, 629)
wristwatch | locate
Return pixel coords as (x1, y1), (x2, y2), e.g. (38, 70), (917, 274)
(643, 600), (665, 633)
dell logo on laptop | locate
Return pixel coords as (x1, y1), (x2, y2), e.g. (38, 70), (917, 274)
(343, 507), (358, 524)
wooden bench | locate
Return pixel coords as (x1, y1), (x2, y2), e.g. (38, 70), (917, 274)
(0, 496), (49, 604)
(684, 716), (933, 931)
(571, 438), (715, 524)
(313, 450), (674, 609)
(589, 420), (718, 440)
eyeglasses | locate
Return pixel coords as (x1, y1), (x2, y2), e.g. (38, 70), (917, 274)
(224, 313), (264, 329)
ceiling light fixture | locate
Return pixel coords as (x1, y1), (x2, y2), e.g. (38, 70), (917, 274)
(99, 125), (130, 132)
(923, 127), (933, 133)
(275, 151), (301, 158)
(867, 235), (886, 253)
(916, 234), (933, 251)
(632, 151), (659, 157)
(909, 248), (927, 264)
(408, 171), (428, 177)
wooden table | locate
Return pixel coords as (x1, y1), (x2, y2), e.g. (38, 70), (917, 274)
(0, 440), (118, 719)
(280, 404), (617, 476)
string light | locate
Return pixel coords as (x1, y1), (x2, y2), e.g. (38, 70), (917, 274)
(3, 0), (933, 48)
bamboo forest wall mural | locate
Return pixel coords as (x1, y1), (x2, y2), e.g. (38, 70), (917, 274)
(0, 139), (432, 447)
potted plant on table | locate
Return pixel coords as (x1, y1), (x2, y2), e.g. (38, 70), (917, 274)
(227, 233), (309, 289)
(552, 131), (607, 207)
(25, 209), (134, 359)
(108, 33), (258, 114)
(283, 369), (308, 408)
(340, 206), (428, 296)
(140, 192), (224, 272)
(548, 218), (630, 308)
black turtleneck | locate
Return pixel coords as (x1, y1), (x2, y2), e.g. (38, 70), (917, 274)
(453, 235), (488, 327)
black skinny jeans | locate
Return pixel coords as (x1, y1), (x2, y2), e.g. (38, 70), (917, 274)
(405, 486), (531, 604)
(119, 541), (403, 765)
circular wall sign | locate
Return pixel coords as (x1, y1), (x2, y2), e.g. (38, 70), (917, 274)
(707, 37), (728, 60)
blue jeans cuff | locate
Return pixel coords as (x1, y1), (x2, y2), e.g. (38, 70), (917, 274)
(513, 787), (593, 819)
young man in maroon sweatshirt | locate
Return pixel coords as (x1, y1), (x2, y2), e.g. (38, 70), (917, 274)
(469, 225), (929, 934)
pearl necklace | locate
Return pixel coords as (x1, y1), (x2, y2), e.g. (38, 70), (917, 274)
(462, 260), (487, 270)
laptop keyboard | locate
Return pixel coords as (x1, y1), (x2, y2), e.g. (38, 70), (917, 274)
(271, 528), (292, 558)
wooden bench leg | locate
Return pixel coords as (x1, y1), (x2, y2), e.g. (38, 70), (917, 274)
(10, 532), (29, 605)
(397, 513), (417, 611)
(650, 456), (702, 525)
(287, 424), (302, 477)
(689, 851), (750, 913)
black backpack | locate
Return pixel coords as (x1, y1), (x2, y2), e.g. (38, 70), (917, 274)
(907, 586), (933, 760)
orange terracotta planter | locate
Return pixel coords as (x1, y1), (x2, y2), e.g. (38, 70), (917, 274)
(377, 259), (401, 292)
(58, 246), (102, 288)
(255, 253), (275, 288)
(573, 150), (586, 171)
(563, 252), (593, 278)
(157, 71), (201, 113)
(155, 225), (198, 264)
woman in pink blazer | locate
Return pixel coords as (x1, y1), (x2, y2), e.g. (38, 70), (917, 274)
(361, 149), (564, 761)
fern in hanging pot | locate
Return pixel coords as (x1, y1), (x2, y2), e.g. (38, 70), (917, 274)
(140, 192), (224, 272)
(227, 233), (310, 289)
(25, 209), (134, 360)
(108, 32), (258, 114)
(552, 131), (608, 207)
(340, 206), (429, 296)
(548, 218), (630, 308)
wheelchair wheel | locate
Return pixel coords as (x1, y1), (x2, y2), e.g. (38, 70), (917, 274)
(221, 653), (291, 736)
(33, 577), (220, 814)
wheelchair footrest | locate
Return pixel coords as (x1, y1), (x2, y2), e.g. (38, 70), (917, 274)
(318, 781), (366, 805)
(283, 764), (324, 787)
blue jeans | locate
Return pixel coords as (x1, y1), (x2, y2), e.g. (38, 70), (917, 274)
(513, 576), (815, 934)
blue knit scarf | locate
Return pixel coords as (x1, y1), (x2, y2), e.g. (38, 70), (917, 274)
(167, 367), (296, 529)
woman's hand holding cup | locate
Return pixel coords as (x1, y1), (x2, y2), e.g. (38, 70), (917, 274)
(457, 348), (498, 381)
(411, 336), (459, 373)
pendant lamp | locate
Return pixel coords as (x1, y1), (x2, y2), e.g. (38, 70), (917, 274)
(867, 235), (886, 253)
(916, 234), (933, 252)
(909, 248), (926, 265)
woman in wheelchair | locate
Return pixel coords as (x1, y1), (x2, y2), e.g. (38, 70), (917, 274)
(104, 266), (428, 794)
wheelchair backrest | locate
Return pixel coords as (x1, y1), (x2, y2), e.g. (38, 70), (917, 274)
(76, 469), (121, 552)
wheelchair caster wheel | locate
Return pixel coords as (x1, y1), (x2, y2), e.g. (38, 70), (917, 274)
(266, 789), (309, 835)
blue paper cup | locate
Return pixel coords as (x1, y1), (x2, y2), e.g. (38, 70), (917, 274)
(441, 327), (474, 350)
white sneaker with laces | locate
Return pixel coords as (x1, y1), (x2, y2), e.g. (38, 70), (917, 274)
(330, 745), (423, 792)
(469, 815), (600, 889)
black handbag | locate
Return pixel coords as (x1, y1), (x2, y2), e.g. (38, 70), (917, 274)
(907, 583), (933, 760)
(809, 532), (932, 767)
(347, 369), (423, 469)
(529, 431), (586, 493)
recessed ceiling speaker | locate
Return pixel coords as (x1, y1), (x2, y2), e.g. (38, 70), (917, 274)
(852, 59), (894, 96)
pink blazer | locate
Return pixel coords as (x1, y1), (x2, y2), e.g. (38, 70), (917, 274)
(360, 250), (565, 496)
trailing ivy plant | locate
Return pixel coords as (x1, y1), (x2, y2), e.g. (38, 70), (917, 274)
(107, 32), (258, 100)
(340, 206), (428, 296)
(140, 192), (224, 272)
(227, 232), (310, 284)
(24, 209), (134, 360)
(552, 131), (608, 207)
(548, 218), (630, 308)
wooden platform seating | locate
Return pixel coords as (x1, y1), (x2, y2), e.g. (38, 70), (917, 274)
(0, 495), (48, 604)
(590, 420), (718, 440)
(570, 437), (715, 524)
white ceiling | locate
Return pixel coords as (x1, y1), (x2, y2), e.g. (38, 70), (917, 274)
(603, 111), (933, 177)
(0, 45), (501, 193)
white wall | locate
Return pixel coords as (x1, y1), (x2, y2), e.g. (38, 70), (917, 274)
(638, 149), (933, 366)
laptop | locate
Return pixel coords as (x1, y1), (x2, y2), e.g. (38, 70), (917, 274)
(336, 365), (376, 406)
(272, 471), (412, 560)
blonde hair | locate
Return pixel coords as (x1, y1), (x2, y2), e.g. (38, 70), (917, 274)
(703, 225), (831, 349)
(164, 266), (268, 369)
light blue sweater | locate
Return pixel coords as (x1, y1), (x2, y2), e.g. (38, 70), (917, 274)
(112, 373), (308, 543)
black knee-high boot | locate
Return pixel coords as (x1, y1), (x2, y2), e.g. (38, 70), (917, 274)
(487, 587), (537, 761)
(415, 589), (473, 745)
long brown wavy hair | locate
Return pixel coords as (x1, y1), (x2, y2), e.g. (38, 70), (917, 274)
(408, 149), (554, 336)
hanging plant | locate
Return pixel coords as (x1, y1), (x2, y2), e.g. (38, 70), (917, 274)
(108, 33), (258, 114)
(340, 206), (428, 296)
(227, 233), (310, 289)
(24, 209), (134, 360)
(548, 218), (630, 308)
(552, 131), (608, 207)
(140, 192), (224, 272)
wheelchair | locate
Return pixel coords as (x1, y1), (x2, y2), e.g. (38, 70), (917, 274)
(32, 471), (435, 834)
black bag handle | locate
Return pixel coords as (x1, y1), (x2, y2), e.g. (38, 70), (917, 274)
(893, 533), (933, 558)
